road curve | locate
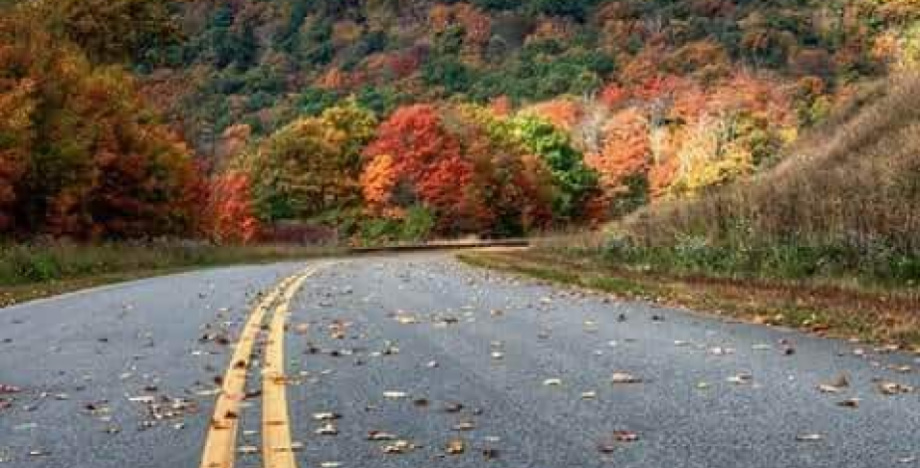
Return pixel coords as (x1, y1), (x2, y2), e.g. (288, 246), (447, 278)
(0, 253), (918, 468)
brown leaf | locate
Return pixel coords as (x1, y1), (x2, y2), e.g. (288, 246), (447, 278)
(836, 398), (860, 408)
(446, 438), (466, 455)
(613, 430), (639, 442)
(878, 381), (913, 395)
(611, 372), (642, 384)
(367, 431), (397, 441)
(382, 440), (417, 454)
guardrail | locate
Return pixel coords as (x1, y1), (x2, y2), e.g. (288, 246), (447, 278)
(347, 238), (530, 254)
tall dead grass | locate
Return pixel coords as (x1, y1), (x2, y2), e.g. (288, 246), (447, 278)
(621, 73), (920, 259)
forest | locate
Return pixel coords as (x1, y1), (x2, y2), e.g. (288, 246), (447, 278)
(2, 0), (920, 244)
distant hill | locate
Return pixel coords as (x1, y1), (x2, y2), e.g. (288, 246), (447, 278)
(148, 0), (917, 148)
(2, 0), (919, 242)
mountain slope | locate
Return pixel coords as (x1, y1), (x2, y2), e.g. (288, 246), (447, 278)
(613, 72), (920, 282)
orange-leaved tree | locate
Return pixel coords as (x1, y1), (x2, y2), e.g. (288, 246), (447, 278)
(208, 171), (260, 245)
(362, 104), (475, 232)
(0, 15), (204, 239)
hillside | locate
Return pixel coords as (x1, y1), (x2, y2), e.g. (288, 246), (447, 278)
(2, 0), (920, 243)
(610, 72), (920, 283)
(149, 0), (917, 147)
(462, 72), (920, 344)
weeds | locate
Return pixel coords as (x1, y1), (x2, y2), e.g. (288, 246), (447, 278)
(0, 240), (341, 288)
(612, 73), (920, 288)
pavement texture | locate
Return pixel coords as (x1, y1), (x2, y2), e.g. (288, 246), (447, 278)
(0, 253), (918, 468)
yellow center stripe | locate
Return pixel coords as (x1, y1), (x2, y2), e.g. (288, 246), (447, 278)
(199, 275), (295, 468)
(262, 272), (313, 468)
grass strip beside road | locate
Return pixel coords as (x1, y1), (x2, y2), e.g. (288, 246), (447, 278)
(457, 250), (920, 350)
(0, 242), (343, 308)
(0, 240), (528, 308)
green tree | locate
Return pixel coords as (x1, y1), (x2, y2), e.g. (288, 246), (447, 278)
(508, 116), (599, 220)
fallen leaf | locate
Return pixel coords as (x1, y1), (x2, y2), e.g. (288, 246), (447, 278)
(878, 381), (913, 395)
(611, 372), (642, 384)
(443, 402), (464, 413)
(367, 431), (397, 441)
(238, 446), (258, 455)
(482, 447), (500, 459)
(543, 378), (562, 387)
(315, 423), (339, 436)
(312, 412), (341, 421)
(614, 430), (639, 442)
(837, 398), (860, 408)
(453, 421), (476, 431)
(796, 434), (823, 442)
(726, 373), (753, 385)
(817, 384), (844, 394)
(412, 398), (429, 407)
(382, 439), (417, 454)
(446, 438), (466, 455)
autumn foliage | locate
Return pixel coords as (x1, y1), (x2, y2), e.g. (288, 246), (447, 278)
(5, 0), (920, 244)
(208, 172), (260, 244)
(0, 16), (204, 240)
(362, 105), (475, 231)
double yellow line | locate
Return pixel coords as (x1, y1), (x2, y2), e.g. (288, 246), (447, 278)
(200, 267), (320, 468)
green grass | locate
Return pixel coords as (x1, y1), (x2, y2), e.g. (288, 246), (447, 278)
(0, 240), (344, 307)
(458, 249), (920, 349)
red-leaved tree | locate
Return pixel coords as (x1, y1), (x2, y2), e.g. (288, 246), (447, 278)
(208, 172), (260, 244)
(362, 104), (475, 231)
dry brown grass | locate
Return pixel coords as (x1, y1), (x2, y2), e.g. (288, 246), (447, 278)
(621, 73), (920, 257)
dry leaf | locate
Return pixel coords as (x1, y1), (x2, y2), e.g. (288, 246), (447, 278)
(446, 438), (466, 455)
(726, 373), (753, 385)
(312, 412), (341, 421)
(878, 381), (913, 395)
(453, 421), (476, 431)
(368, 431), (397, 441)
(238, 445), (258, 454)
(613, 430), (639, 442)
(382, 439), (417, 454)
(837, 398), (860, 408)
(611, 372), (642, 384)
(315, 423), (339, 436)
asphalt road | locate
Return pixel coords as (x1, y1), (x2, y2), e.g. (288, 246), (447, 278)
(1, 253), (918, 468)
